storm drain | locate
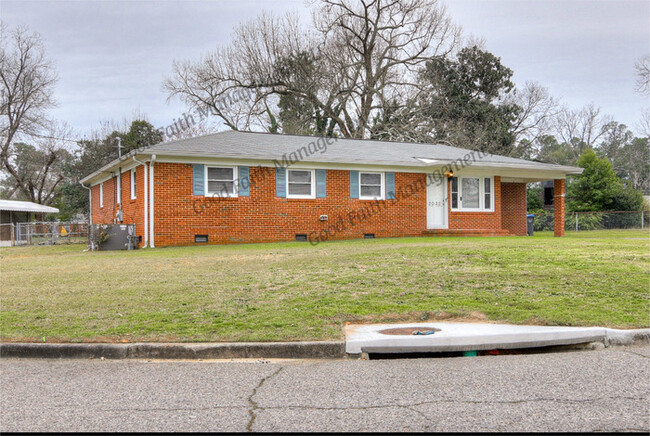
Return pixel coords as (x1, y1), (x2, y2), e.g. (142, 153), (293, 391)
(366, 344), (597, 360)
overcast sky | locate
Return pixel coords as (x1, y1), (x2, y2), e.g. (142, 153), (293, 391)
(2, 0), (649, 140)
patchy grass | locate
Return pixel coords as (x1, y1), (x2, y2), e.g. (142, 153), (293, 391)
(0, 230), (648, 342)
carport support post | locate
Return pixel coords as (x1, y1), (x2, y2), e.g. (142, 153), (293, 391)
(554, 179), (565, 237)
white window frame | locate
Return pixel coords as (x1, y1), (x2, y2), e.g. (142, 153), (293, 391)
(359, 171), (385, 200)
(450, 176), (494, 212)
(99, 183), (104, 208)
(130, 168), (137, 200)
(205, 166), (238, 198)
(286, 169), (316, 199)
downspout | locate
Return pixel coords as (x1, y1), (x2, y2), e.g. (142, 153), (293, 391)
(111, 171), (116, 223)
(149, 154), (156, 248)
(117, 168), (122, 222)
(132, 156), (149, 248)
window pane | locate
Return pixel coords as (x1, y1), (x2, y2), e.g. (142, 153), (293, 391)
(360, 173), (381, 185)
(451, 177), (458, 192)
(288, 183), (311, 196)
(288, 170), (311, 183)
(208, 181), (234, 195)
(485, 193), (491, 209)
(360, 185), (381, 197)
(484, 177), (491, 193)
(462, 178), (480, 208)
(208, 167), (233, 181)
(451, 192), (458, 209)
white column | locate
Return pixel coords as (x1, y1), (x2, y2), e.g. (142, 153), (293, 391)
(142, 163), (149, 247)
(149, 157), (155, 248)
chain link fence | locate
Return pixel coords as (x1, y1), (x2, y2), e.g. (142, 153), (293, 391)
(0, 222), (88, 247)
(530, 211), (647, 232)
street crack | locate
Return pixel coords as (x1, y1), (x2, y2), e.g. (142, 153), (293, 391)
(247, 367), (283, 432)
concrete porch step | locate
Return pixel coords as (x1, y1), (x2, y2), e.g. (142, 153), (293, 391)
(422, 229), (512, 237)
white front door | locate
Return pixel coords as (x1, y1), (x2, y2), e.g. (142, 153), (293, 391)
(426, 176), (448, 229)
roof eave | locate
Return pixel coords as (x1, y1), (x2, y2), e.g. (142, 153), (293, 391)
(79, 150), (140, 185)
(80, 149), (584, 185)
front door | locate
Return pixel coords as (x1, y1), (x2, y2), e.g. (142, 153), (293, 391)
(426, 176), (448, 229)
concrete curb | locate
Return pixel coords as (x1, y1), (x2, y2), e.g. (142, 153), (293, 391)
(1, 329), (647, 360)
(0, 341), (347, 360)
(605, 328), (650, 346)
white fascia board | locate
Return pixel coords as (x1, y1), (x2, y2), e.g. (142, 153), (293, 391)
(82, 152), (581, 186)
(466, 168), (574, 181)
(81, 154), (144, 186)
(152, 153), (581, 174)
(150, 154), (580, 179)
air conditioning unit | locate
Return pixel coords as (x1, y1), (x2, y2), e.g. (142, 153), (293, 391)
(90, 224), (137, 250)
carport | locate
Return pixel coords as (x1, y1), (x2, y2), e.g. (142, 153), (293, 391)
(0, 200), (59, 246)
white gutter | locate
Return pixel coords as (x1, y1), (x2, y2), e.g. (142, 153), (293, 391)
(149, 154), (156, 248)
(132, 156), (148, 248)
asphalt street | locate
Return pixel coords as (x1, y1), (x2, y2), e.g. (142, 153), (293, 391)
(1, 346), (648, 432)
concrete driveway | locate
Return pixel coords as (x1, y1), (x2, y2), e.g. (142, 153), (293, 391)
(1, 346), (648, 432)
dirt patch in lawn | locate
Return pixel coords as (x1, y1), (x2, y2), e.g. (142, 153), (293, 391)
(345, 310), (495, 325)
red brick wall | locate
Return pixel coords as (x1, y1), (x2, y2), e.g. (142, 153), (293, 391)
(88, 163), (531, 246)
(501, 182), (527, 236)
(152, 164), (427, 246)
(91, 177), (117, 224)
(447, 176), (502, 231)
(120, 166), (146, 245)
(91, 165), (147, 246)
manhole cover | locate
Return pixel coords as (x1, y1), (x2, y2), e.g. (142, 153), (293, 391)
(378, 327), (441, 336)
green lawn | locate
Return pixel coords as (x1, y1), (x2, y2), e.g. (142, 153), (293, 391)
(1, 230), (648, 343)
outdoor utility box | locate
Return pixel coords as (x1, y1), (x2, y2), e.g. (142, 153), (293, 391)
(90, 224), (137, 250)
(527, 214), (535, 236)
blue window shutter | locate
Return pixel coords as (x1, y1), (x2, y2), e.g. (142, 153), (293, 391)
(238, 166), (250, 196)
(193, 164), (205, 196)
(316, 169), (326, 198)
(386, 172), (395, 200)
(350, 170), (359, 199)
(276, 167), (286, 197)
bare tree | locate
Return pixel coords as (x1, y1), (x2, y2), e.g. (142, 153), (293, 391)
(164, 118), (220, 141)
(0, 122), (73, 205)
(634, 55), (650, 96)
(508, 82), (558, 144)
(0, 23), (60, 201)
(164, 0), (461, 139)
(553, 103), (613, 160)
(636, 108), (650, 138)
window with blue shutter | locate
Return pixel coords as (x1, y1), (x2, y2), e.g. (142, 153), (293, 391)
(276, 167), (287, 197)
(385, 172), (395, 200)
(193, 164), (205, 196)
(238, 166), (250, 196)
(349, 170), (359, 199)
(316, 169), (326, 198)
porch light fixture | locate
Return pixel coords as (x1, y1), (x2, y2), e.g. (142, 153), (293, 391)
(445, 170), (454, 178)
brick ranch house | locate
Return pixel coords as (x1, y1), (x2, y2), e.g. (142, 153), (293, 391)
(80, 131), (582, 247)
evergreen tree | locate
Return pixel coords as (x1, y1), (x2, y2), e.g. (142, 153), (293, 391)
(567, 149), (643, 212)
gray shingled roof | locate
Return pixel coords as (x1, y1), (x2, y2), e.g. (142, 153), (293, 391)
(81, 130), (582, 183)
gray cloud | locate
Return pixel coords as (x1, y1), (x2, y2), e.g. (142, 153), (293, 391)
(2, 0), (648, 138)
